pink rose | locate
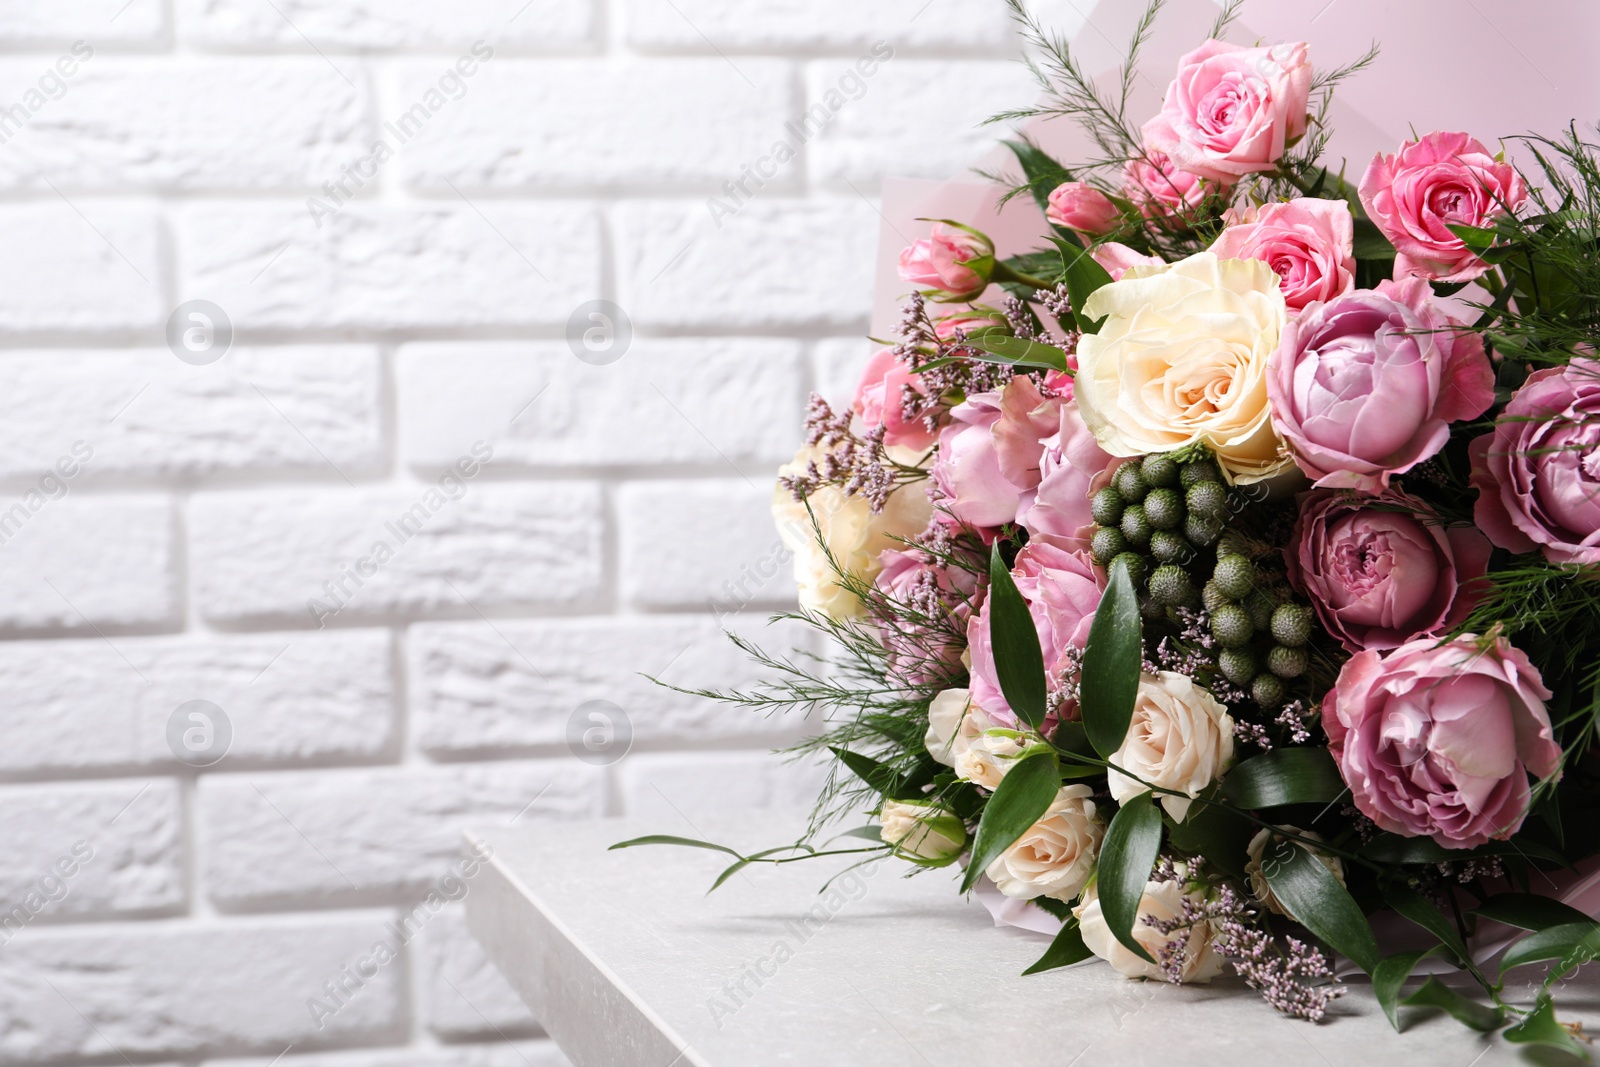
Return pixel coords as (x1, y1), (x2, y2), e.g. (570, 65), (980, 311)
(1089, 241), (1165, 281)
(1325, 634), (1560, 850)
(1358, 131), (1528, 283)
(1469, 359), (1600, 565)
(852, 348), (935, 450)
(1267, 278), (1495, 491)
(931, 376), (1060, 532)
(1046, 181), (1120, 234)
(932, 306), (1009, 343)
(1209, 197), (1354, 312)
(1287, 490), (1491, 653)
(1141, 40), (1312, 183)
(1017, 400), (1116, 555)
(875, 545), (980, 686)
(1122, 150), (1213, 224)
(898, 222), (994, 302)
(967, 541), (1103, 729)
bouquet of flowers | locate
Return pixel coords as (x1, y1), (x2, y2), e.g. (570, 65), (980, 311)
(618, 1), (1600, 1050)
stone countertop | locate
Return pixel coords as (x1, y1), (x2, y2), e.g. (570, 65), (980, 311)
(465, 812), (1599, 1067)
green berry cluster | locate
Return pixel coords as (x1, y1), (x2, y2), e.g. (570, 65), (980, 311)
(1089, 454), (1230, 617)
(1203, 544), (1314, 709)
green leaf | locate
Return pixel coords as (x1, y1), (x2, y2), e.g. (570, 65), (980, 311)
(1003, 138), (1074, 220)
(1504, 994), (1586, 1056)
(1385, 884), (1470, 966)
(608, 834), (742, 857)
(1498, 921), (1600, 977)
(1098, 795), (1164, 964)
(967, 332), (1070, 372)
(1399, 977), (1505, 1032)
(1372, 947), (1441, 1031)
(1022, 918), (1093, 975)
(960, 748), (1060, 893)
(829, 746), (903, 798)
(1363, 834), (1565, 866)
(1221, 747), (1345, 808)
(987, 541), (1047, 731)
(1470, 893), (1596, 932)
(1080, 557), (1142, 758)
(1351, 217), (1396, 261)
(1261, 839), (1380, 974)
(1052, 238), (1114, 334)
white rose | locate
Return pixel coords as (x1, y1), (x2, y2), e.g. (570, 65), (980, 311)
(1108, 671), (1235, 822)
(772, 445), (931, 620)
(985, 785), (1104, 902)
(1074, 875), (1223, 983)
(879, 799), (965, 867)
(1075, 251), (1292, 484)
(953, 728), (1028, 790)
(924, 689), (990, 768)
(1244, 827), (1345, 916)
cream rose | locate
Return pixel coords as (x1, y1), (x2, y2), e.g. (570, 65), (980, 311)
(954, 728), (1028, 790)
(1075, 252), (1292, 483)
(879, 799), (966, 867)
(772, 445), (931, 620)
(1075, 874), (1223, 983)
(924, 688), (989, 768)
(985, 785), (1104, 902)
(1108, 671), (1235, 821)
(1244, 828), (1345, 916)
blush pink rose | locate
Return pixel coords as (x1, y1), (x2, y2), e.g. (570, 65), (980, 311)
(1210, 197), (1354, 312)
(875, 545), (981, 686)
(1046, 181), (1120, 234)
(1089, 241), (1166, 281)
(1141, 40), (1312, 184)
(1122, 150), (1213, 224)
(1266, 277), (1495, 491)
(852, 348), (935, 450)
(967, 541), (1103, 729)
(1324, 634), (1560, 850)
(931, 376), (1060, 533)
(1469, 359), (1600, 565)
(1017, 400), (1116, 555)
(932, 306), (1009, 342)
(1287, 490), (1491, 653)
(898, 222), (994, 302)
(1358, 131), (1528, 283)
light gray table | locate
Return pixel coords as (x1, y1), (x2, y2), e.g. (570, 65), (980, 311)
(465, 813), (1599, 1066)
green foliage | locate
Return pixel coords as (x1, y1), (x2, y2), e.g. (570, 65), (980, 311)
(1221, 748), (1345, 808)
(1081, 557), (1143, 758)
(1022, 918), (1093, 974)
(987, 540), (1048, 729)
(1261, 839), (1380, 974)
(1097, 795), (1163, 963)
(960, 748), (1061, 893)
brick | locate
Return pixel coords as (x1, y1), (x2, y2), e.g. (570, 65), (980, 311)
(0, 3), (164, 43)
(178, 0), (593, 50)
(812, 336), (874, 411)
(623, 0), (1010, 50)
(618, 480), (794, 609)
(805, 59), (1035, 187)
(175, 203), (601, 332)
(0, 916), (405, 1062)
(615, 199), (876, 329)
(189, 483), (604, 627)
(396, 340), (802, 471)
(421, 905), (539, 1040)
(397, 59), (793, 192)
(409, 616), (813, 757)
(0, 779), (182, 926)
(0, 59), (368, 192)
(0, 204), (161, 334)
(0, 495), (176, 633)
(617, 751), (829, 821)
(207, 1044), (571, 1067)
(200, 762), (603, 907)
(0, 631), (394, 777)
(0, 347), (384, 483)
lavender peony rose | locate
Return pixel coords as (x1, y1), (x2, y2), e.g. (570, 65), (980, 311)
(1267, 277), (1495, 491)
(931, 376), (1059, 533)
(1469, 359), (1600, 566)
(1324, 634), (1561, 850)
(966, 541), (1102, 730)
(1358, 131), (1527, 284)
(1287, 490), (1491, 653)
(1016, 399), (1116, 555)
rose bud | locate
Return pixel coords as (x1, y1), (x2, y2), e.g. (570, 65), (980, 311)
(897, 221), (995, 302)
(1045, 181), (1120, 235)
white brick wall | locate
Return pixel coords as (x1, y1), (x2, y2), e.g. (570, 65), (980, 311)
(0, 1), (1035, 1063)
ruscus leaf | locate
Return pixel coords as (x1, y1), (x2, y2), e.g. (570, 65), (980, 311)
(960, 748), (1060, 893)
(1098, 794), (1164, 964)
(987, 541), (1047, 730)
(1081, 557), (1142, 758)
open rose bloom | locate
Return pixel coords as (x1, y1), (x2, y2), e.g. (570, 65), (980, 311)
(689, 4), (1600, 1037)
